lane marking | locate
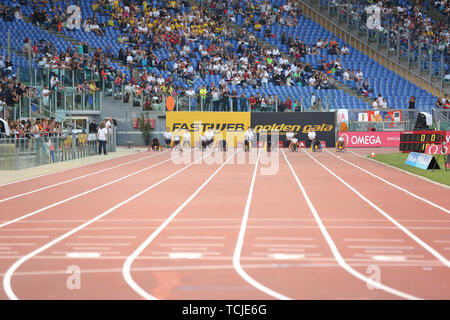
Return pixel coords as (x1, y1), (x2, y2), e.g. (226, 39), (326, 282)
(344, 238), (403, 242)
(348, 245), (415, 250)
(65, 243), (130, 246)
(72, 247), (110, 251)
(253, 244), (317, 248)
(0, 152), (167, 203)
(3, 150), (213, 300)
(168, 252), (203, 259)
(284, 149), (420, 300)
(304, 149), (450, 268)
(159, 243), (224, 247)
(0, 236), (49, 239)
(166, 236), (226, 240)
(233, 151), (291, 300)
(0, 150), (147, 187)
(255, 237), (314, 241)
(78, 235), (137, 239)
(372, 256), (407, 262)
(0, 243), (36, 246)
(1, 261), (447, 277)
(170, 247), (209, 251)
(0, 153), (177, 230)
(66, 252), (101, 258)
(123, 151), (237, 300)
(267, 248), (305, 252)
(270, 254), (305, 260)
(328, 150), (450, 211)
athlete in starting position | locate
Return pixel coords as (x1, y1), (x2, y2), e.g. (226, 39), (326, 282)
(336, 136), (346, 152)
(289, 137), (301, 152)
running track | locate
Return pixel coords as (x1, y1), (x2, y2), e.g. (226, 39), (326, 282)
(0, 147), (449, 300)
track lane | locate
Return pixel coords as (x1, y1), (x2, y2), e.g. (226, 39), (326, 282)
(290, 150), (450, 299)
(0, 152), (172, 225)
(2, 150), (226, 299)
(0, 150), (153, 197)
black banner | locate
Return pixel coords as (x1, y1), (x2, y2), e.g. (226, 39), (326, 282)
(251, 112), (336, 147)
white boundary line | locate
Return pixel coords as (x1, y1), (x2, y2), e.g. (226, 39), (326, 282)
(347, 150), (450, 189)
(233, 150), (291, 300)
(0, 153), (176, 230)
(0, 150), (146, 187)
(122, 151), (236, 300)
(0, 151), (167, 203)
(283, 150), (420, 300)
(302, 149), (450, 268)
(326, 150), (450, 214)
(3, 150), (212, 300)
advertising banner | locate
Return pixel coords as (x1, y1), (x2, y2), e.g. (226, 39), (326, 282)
(251, 112), (336, 147)
(166, 112), (250, 147)
(338, 131), (401, 147)
(405, 152), (440, 170)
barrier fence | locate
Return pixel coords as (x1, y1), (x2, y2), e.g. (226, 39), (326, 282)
(0, 127), (116, 170)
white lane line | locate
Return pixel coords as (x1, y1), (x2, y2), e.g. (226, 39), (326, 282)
(284, 149), (420, 300)
(0, 236), (49, 239)
(365, 250), (404, 254)
(327, 150), (450, 214)
(348, 245), (415, 250)
(304, 149), (450, 268)
(354, 254), (425, 258)
(51, 251), (121, 255)
(159, 243), (224, 247)
(233, 151), (291, 300)
(253, 244), (317, 248)
(78, 235), (137, 239)
(170, 247), (209, 251)
(72, 247), (110, 250)
(255, 237), (314, 241)
(123, 151), (237, 300)
(65, 243), (130, 246)
(166, 236), (226, 240)
(344, 238), (403, 242)
(3, 150), (212, 300)
(0, 151), (167, 203)
(169, 252), (202, 259)
(152, 251), (222, 256)
(267, 248), (305, 252)
(0, 243), (36, 246)
(66, 252), (101, 258)
(0, 150), (147, 187)
(0, 153), (176, 231)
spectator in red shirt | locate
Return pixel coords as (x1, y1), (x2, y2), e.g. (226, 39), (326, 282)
(248, 95), (257, 110)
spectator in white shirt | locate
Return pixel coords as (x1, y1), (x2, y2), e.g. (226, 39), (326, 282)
(372, 99), (379, 109)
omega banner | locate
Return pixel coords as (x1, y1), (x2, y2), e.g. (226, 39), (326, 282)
(250, 112), (336, 147)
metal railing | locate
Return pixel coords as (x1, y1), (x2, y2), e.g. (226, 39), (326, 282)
(0, 127), (116, 170)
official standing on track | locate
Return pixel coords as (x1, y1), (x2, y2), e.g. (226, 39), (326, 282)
(286, 128), (294, 148)
(183, 129), (191, 149)
(163, 127), (172, 149)
(97, 122), (108, 155)
(307, 127), (316, 149)
(205, 128), (215, 148)
(244, 127), (253, 151)
(88, 119), (98, 155)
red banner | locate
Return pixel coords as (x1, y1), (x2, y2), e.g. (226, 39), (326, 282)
(338, 131), (401, 147)
(425, 144), (450, 155)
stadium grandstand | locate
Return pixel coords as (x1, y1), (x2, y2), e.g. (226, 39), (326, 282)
(0, 0), (449, 147)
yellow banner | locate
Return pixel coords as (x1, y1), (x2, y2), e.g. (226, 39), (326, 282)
(166, 112), (250, 147)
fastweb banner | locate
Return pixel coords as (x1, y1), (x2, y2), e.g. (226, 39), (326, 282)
(251, 112), (336, 147)
(166, 112), (250, 147)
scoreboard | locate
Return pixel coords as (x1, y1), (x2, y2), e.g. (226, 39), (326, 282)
(399, 131), (444, 153)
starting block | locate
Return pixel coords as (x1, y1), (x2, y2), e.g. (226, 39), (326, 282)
(299, 141), (306, 148)
(320, 141), (327, 148)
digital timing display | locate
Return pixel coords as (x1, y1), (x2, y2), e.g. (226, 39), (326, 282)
(399, 131), (443, 152)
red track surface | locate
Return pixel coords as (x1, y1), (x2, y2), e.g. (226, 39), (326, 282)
(0, 147), (449, 300)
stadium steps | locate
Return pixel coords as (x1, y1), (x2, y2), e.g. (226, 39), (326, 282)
(305, 0), (448, 95)
(186, 0), (373, 107)
(21, 15), (125, 67)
